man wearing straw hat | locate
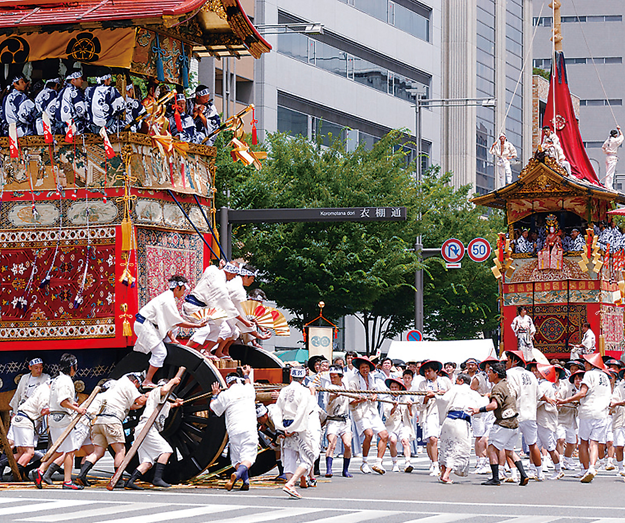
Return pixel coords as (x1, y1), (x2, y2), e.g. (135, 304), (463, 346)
(384, 377), (415, 473)
(505, 350), (544, 481)
(348, 356), (389, 475)
(417, 360), (449, 477)
(324, 366), (353, 479)
(558, 353), (611, 483)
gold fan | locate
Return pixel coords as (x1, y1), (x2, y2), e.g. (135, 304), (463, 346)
(267, 307), (290, 336)
(191, 307), (228, 322)
(240, 300), (275, 328)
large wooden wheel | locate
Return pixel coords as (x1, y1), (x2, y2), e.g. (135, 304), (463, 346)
(109, 343), (227, 484)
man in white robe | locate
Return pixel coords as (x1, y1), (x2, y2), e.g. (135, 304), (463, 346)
(434, 373), (485, 483)
(134, 275), (205, 387)
(33, 354), (86, 490)
(417, 360), (450, 477)
(210, 366), (258, 491)
(185, 263), (252, 355)
(602, 126), (623, 190)
(510, 306), (536, 362)
(490, 133), (517, 186)
(125, 375), (183, 489)
(348, 357), (389, 475)
(275, 367), (316, 498)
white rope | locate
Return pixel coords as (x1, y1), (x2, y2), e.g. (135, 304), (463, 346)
(497, 1), (546, 137)
(569, 0), (619, 126)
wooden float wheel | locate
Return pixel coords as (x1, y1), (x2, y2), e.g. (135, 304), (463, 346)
(108, 343), (227, 484)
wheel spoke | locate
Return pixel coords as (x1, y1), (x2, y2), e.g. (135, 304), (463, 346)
(185, 414), (211, 426)
(178, 376), (199, 398)
(182, 421), (205, 438)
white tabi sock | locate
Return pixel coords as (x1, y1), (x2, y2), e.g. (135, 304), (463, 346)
(392, 457), (398, 464)
(617, 460), (624, 471)
(536, 466), (543, 476)
(554, 462), (562, 473)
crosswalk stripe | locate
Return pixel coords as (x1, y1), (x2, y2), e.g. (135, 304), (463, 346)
(0, 500), (86, 516)
(402, 515), (473, 523)
(208, 507), (326, 523)
(18, 502), (156, 522)
(92, 503), (239, 523)
(495, 518), (560, 523)
(306, 510), (391, 523)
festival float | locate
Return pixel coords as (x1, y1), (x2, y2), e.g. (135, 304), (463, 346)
(472, 3), (625, 361)
(0, 0), (289, 483)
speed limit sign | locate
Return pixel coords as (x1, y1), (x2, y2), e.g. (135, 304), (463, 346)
(467, 238), (492, 262)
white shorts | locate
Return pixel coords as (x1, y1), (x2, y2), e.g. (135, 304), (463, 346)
(49, 425), (80, 454)
(613, 427), (625, 447)
(355, 413), (386, 437)
(218, 320), (236, 341)
(421, 413), (440, 440)
(137, 426), (173, 465)
(389, 427), (414, 443)
(578, 418), (609, 443)
(189, 320), (222, 345)
(602, 428), (614, 445)
(489, 424), (518, 452)
(472, 412), (495, 438)
(536, 425), (557, 452)
(229, 430), (258, 467)
(74, 423), (92, 448)
(326, 420), (351, 438)
(518, 419), (538, 446)
(11, 425), (35, 448)
(282, 447), (309, 475)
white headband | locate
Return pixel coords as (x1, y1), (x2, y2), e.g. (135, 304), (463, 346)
(29, 358), (43, 366)
(223, 263), (240, 274)
(195, 88), (210, 97)
(67, 71), (82, 80)
(226, 375), (240, 385)
(176, 94), (186, 101)
(98, 74), (111, 83)
(239, 267), (258, 277)
(169, 280), (190, 290)
(290, 367), (306, 378)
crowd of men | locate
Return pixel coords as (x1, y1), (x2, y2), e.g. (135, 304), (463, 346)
(3, 346), (624, 495)
(1, 72), (221, 145)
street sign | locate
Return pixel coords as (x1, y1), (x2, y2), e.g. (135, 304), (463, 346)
(222, 207), (407, 223)
(441, 238), (465, 263)
(467, 237), (492, 263)
(445, 263), (462, 269)
(407, 329), (423, 342)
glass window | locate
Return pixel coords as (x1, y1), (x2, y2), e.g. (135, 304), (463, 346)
(354, 0), (387, 21)
(315, 118), (345, 146)
(278, 32), (308, 63)
(277, 106), (308, 137)
(477, 0), (495, 16)
(394, 4), (430, 42)
(604, 57), (622, 64)
(359, 131), (380, 151)
(604, 15), (623, 22)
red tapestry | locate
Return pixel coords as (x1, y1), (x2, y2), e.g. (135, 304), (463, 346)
(601, 305), (624, 353)
(528, 303), (587, 354)
(0, 227), (116, 341)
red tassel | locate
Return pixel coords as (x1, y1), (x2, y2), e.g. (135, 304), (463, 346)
(251, 106), (258, 145)
(175, 109), (183, 133)
(8, 123), (19, 158)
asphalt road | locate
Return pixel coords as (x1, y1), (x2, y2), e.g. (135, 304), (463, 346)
(0, 454), (624, 523)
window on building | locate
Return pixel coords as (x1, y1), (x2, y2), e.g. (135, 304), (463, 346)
(534, 14), (622, 25)
(338, 0), (431, 42)
(277, 106), (309, 137)
(278, 31), (430, 101)
(580, 99), (622, 106)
